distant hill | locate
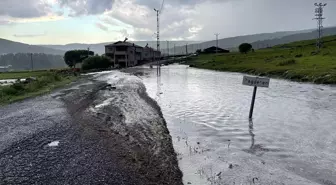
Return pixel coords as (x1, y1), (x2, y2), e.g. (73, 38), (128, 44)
(161, 29), (317, 55)
(40, 27), (336, 55)
(249, 27), (336, 50)
(0, 53), (66, 71)
(0, 38), (65, 55)
(41, 30), (311, 55)
(2, 26), (335, 57)
(41, 41), (199, 55)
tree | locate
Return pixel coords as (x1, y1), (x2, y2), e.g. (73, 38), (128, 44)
(64, 50), (94, 68)
(196, 49), (202, 54)
(82, 56), (111, 70)
(239, 43), (253, 54)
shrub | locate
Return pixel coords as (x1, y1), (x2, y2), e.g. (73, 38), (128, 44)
(1, 83), (25, 96)
(12, 83), (25, 91)
(82, 56), (111, 70)
(295, 54), (303, 58)
(277, 59), (296, 66)
(238, 43), (253, 54)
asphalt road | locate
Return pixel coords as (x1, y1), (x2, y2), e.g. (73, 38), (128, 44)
(0, 74), (183, 185)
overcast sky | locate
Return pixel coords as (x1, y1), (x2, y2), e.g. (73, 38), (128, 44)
(0, 0), (336, 45)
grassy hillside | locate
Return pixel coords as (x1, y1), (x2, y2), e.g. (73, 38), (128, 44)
(0, 38), (65, 55)
(186, 35), (336, 84)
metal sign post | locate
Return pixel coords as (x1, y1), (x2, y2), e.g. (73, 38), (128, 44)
(242, 76), (270, 119)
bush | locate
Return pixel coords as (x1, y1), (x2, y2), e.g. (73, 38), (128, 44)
(1, 83), (25, 96)
(12, 83), (25, 91)
(295, 54), (303, 58)
(277, 59), (296, 66)
(239, 43), (253, 54)
(82, 56), (111, 71)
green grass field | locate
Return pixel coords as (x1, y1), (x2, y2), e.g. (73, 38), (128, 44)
(0, 70), (58, 80)
(186, 35), (336, 84)
(0, 71), (77, 105)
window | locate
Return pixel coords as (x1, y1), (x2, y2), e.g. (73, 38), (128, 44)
(116, 46), (127, 51)
(116, 55), (125, 59)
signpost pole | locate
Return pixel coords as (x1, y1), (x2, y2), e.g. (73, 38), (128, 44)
(249, 86), (257, 119)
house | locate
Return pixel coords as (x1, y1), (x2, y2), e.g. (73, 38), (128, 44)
(203, 46), (230, 54)
(105, 40), (144, 68)
(142, 44), (161, 61)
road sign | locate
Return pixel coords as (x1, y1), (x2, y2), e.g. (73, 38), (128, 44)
(242, 76), (270, 88)
(242, 76), (271, 119)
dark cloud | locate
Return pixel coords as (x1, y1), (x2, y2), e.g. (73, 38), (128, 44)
(0, 0), (52, 18)
(59, 0), (114, 16)
(134, 0), (211, 9)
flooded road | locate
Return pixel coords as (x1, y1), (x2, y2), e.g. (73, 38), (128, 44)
(131, 64), (336, 185)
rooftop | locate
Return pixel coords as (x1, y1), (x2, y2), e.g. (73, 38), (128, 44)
(105, 41), (142, 48)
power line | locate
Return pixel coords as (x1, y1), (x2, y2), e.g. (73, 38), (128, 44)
(313, 3), (327, 50)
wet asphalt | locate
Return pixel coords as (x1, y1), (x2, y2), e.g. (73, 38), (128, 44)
(0, 75), (183, 185)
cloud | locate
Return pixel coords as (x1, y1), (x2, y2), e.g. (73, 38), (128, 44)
(96, 22), (109, 31)
(119, 29), (130, 38)
(58, 0), (114, 16)
(101, 0), (203, 40)
(0, 0), (53, 18)
(0, 20), (13, 25)
(0, 15), (64, 24)
(14, 32), (47, 38)
(100, 17), (121, 26)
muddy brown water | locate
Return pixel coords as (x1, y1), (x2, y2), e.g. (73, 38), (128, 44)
(125, 64), (336, 185)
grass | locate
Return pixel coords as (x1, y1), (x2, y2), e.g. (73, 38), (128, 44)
(0, 70), (77, 105)
(0, 70), (55, 80)
(186, 35), (336, 84)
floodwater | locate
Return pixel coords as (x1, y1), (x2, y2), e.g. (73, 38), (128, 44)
(134, 64), (336, 185)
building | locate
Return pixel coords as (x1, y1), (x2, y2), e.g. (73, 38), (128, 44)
(143, 46), (161, 61)
(105, 40), (161, 68)
(105, 41), (143, 68)
(203, 46), (230, 54)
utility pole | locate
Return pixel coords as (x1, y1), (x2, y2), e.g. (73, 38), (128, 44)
(30, 53), (33, 71)
(167, 41), (169, 57)
(313, 3), (327, 50)
(174, 44), (176, 62)
(214, 33), (220, 53)
(154, 8), (161, 75)
(186, 43), (188, 55)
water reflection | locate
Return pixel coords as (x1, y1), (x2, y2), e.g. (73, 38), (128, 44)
(249, 120), (255, 151)
(139, 64), (336, 184)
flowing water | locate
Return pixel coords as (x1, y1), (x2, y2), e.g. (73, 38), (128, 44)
(132, 64), (336, 185)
